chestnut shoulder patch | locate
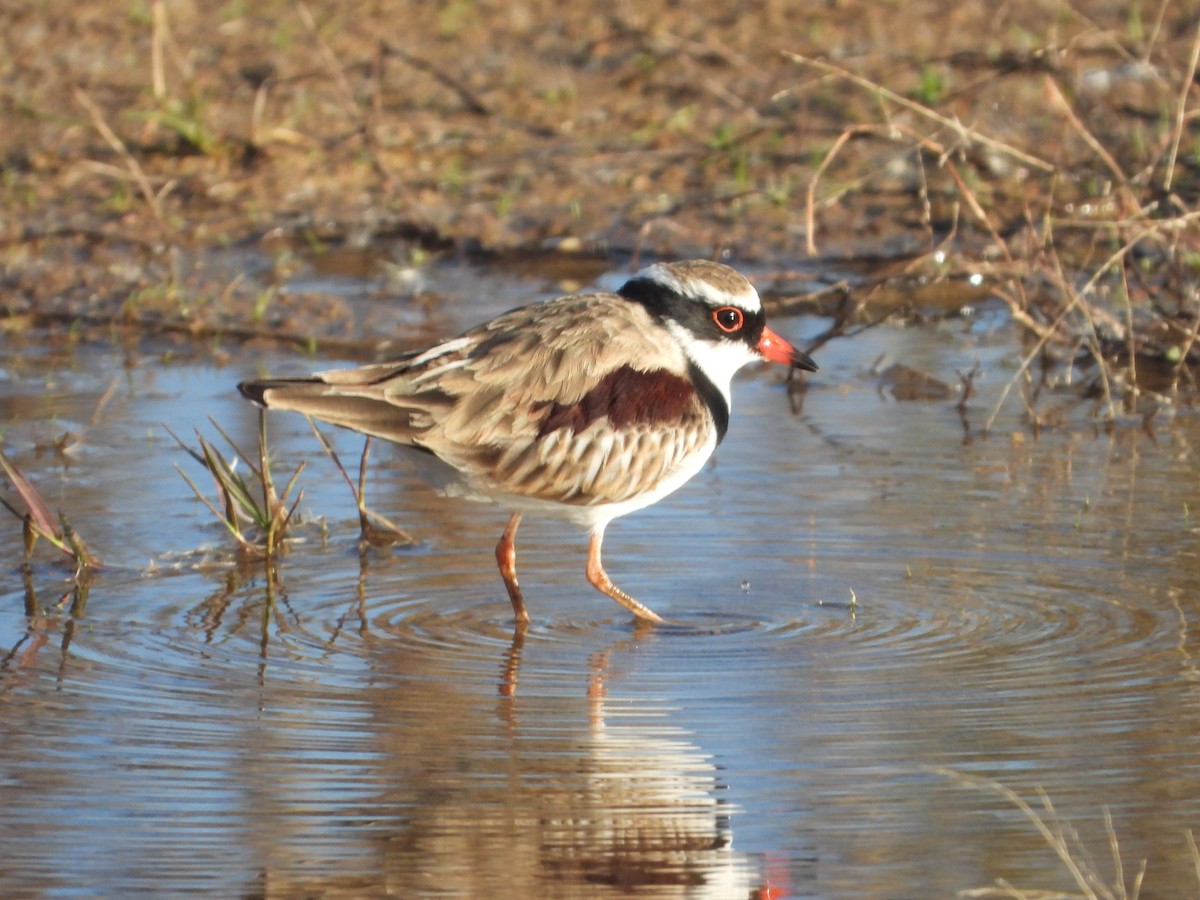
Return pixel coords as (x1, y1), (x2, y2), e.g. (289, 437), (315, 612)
(535, 366), (696, 437)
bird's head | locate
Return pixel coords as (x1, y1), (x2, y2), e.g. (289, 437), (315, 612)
(617, 260), (817, 396)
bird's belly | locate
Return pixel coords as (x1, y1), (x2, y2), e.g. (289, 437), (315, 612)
(393, 430), (718, 531)
(486, 432), (718, 530)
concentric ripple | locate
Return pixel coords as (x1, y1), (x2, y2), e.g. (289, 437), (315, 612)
(5, 337), (1200, 897)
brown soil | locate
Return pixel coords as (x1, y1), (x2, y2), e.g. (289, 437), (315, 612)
(1, 1), (1197, 348)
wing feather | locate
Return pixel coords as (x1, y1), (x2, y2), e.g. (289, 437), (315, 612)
(243, 292), (715, 506)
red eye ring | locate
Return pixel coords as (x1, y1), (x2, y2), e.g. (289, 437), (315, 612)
(712, 306), (744, 333)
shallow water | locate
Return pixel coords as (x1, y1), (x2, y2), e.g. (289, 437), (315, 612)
(2, 261), (1200, 898)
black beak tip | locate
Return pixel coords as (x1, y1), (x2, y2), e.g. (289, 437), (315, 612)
(792, 350), (819, 373)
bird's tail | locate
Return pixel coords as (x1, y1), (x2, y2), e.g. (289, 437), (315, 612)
(238, 377), (422, 446)
(237, 378), (320, 408)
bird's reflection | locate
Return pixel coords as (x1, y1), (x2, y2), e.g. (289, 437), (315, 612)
(345, 624), (775, 897)
(536, 633), (742, 893)
(216, 568), (789, 898)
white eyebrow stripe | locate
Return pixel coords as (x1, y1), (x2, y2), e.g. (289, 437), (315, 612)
(638, 263), (762, 313)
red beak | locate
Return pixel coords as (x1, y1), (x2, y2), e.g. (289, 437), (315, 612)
(757, 326), (817, 371)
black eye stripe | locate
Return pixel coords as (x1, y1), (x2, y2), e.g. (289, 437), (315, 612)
(617, 275), (763, 345)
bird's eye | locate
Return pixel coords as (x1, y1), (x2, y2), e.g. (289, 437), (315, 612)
(712, 306), (744, 333)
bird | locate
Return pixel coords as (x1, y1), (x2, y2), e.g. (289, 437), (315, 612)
(238, 259), (816, 626)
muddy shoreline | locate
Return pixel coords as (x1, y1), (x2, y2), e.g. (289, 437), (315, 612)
(3, 1), (1196, 351)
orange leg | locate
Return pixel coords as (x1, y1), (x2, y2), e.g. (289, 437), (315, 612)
(495, 513), (530, 627)
(586, 527), (664, 624)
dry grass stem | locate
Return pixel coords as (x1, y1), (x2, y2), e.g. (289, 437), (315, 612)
(786, 36), (1199, 430)
(297, 3), (400, 192)
(784, 52), (1055, 173)
(1188, 830), (1200, 885)
(296, 3), (358, 119)
(72, 88), (171, 227)
(1042, 76), (1136, 213)
(932, 766), (1155, 900)
(1163, 19), (1200, 192)
(307, 422), (415, 547)
(0, 450), (101, 576)
(151, 0), (167, 101)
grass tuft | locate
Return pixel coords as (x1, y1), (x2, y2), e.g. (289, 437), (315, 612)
(167, 412), (303, 557)
(0, 450), (101, 577)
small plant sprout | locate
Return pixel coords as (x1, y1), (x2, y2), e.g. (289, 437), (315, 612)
(0, 450), (100, 577)
(167, 412), (303, 557)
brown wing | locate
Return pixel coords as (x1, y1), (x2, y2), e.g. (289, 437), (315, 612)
(415, 293), (714, 505)
(479, 400), (714, 505)
(242, 292), (714, 505)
